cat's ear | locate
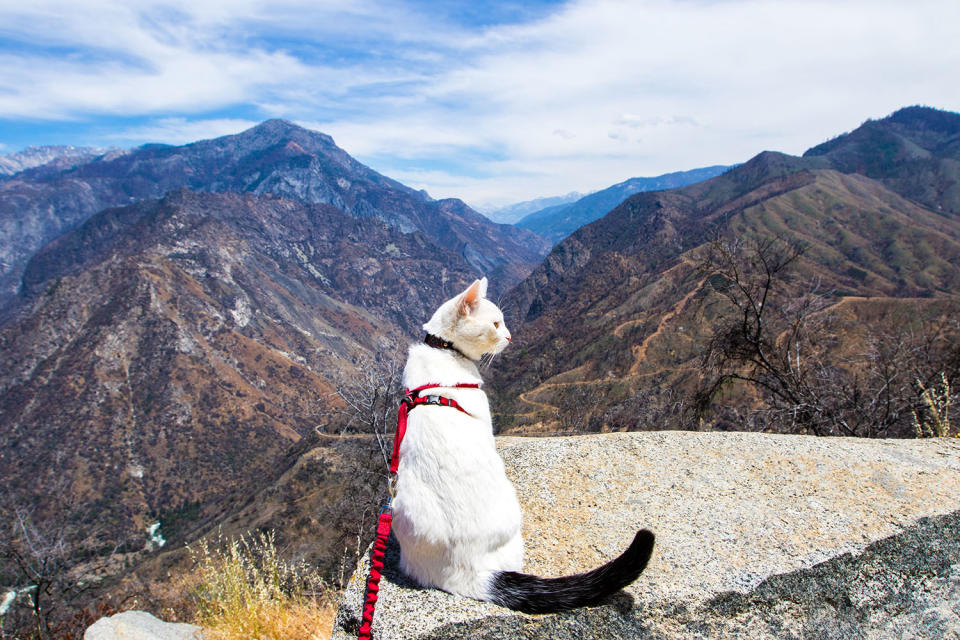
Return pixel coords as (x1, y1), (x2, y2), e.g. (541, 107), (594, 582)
(477, 277), (488, 298)
(458, 278), (486, 315)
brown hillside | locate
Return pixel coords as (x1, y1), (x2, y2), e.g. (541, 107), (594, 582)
(492, 165), (960, 435)
(0, 189), (476, 573)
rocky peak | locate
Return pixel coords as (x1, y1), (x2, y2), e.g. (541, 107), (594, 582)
(201, 119), (345, 165)
(0, 120), (547, 310)
(247, 117), (313, 137)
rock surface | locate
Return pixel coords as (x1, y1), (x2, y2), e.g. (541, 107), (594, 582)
(84, 610), (202, 640)
(332, 431), (960, 639)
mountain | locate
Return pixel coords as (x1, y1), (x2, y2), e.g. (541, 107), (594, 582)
(515, 165), (731, 243)
(0, 121), (550, 627)
(804, 105), (960, 217)
(492, 106), (960, 435)
(0, 120), (549, 310)
(481, 192), (585, 224)
(6, 107), (958, 629)
(0, 187), (482, 570)
(0, 145), (108, 176)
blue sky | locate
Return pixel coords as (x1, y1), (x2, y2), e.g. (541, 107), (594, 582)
(0, 0), (958, 209)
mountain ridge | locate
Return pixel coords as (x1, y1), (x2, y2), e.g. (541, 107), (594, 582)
(516, 165), (732, 243)
(0, 120), (548, 310)
(493, 106), (960, 435)
(803, 105), (960, 217)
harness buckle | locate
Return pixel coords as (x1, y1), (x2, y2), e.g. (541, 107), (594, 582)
(426, 395), (441, 404)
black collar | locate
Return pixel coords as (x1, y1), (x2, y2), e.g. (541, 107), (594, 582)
(424, 333), (469, 359)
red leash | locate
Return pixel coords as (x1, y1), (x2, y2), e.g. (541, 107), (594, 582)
(356, 382), (480, 640)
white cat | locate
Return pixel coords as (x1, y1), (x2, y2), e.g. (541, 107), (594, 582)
(391, 277), (654, 613)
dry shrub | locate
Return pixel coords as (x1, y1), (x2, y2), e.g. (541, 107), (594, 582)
(913, 373), (955, 438)
(190, 531), (336, 640)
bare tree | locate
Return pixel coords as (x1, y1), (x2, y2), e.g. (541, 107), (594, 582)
(0, 505), (95, 640)
(694, 235), (835, 433)
(330, 354), (405, 471)
(694, 234), (960, 438)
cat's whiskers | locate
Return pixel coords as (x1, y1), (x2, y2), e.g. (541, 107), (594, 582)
(480, 352), (499, 372)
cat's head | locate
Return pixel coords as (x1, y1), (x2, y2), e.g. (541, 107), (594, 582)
(423, 277), (511, 360)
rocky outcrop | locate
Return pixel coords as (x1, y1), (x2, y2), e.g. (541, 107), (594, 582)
(332, 431), (960, 639)
(84, 610), (201, 640)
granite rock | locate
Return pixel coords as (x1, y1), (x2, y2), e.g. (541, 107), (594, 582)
(84, 610), (202, 640)
(332, 431), (960, 639)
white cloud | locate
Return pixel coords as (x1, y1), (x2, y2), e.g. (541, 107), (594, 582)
(322, 0), (960, 202)
(0, 50), (317, 119)
(107, 117), (261, 145)
(0, 0), (435, 119)
(2, 0), (959, 204)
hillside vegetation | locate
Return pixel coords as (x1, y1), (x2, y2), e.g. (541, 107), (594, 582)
(494, 107), (960, 438)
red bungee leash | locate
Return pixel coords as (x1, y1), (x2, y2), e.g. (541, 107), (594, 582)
(356, 382), (480, 640)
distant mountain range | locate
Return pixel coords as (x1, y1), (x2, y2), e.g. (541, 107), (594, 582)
(3, 106), (959, 619)
(516, 165), (732, 243)
(492, 106), (960, 434)
(0, 120), (549, 310)
(0, 144), (109, 176)
(482, 192), (585, 224)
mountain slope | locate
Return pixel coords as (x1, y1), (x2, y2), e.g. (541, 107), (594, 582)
(516, 165), (731, 243)
(0, 120), (548, 309)
(0, 188), (479, 567)
(0, 121), (549, 624)
(493, 107), (960, 435)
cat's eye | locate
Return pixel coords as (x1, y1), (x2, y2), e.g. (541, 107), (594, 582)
(494, 321), (501, 328)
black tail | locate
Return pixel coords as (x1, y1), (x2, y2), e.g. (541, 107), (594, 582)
(489, 529), (655, 614)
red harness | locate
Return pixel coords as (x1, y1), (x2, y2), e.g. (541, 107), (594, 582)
(356, 382), (480, 640)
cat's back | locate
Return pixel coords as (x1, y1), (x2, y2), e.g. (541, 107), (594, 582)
(397, 343), (513, 512)
(391, 279), (527, 598)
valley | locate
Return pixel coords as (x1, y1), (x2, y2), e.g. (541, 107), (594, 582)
(1, 106), (958, 635)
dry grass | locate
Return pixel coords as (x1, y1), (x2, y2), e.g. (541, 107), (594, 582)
(913, 373), (955, 438)
(190, 531), (337, 640)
